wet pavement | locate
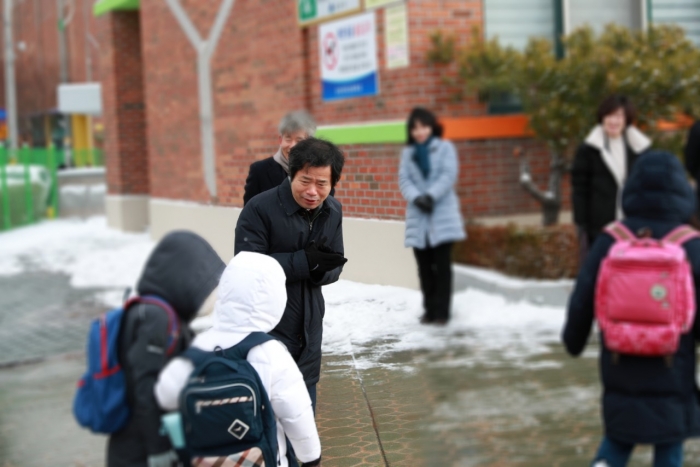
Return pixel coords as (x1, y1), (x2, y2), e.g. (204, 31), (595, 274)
(4, 272), (700, 465)
(0, 271), (107, 367)
(4, 332), (700, 465)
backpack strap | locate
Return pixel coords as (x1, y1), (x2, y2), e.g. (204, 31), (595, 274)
(124, 295), (181, 356)
(663, 225), (700, 245)
(225, 332), (276, 361)
(604, 221), (636, 242)
(180, 346), (212, 367)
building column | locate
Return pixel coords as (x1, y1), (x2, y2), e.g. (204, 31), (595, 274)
(98, 11), (149, 232)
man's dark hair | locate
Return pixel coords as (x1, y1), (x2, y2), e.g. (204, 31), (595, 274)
(288, 137), (345, 187)
(406, 107), (444, 144)
(597, 94), (636, 126)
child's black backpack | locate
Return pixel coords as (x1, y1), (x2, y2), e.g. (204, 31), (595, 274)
(180, 332), (278, 466)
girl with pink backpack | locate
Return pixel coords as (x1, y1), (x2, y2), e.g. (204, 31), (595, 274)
(563, 150), (700, 467)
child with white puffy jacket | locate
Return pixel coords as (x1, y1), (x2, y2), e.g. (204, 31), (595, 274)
(154, 252), (321, 467)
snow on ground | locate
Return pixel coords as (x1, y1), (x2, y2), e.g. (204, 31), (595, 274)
(0, 216), (154, 292)
(1, 216), (567, 369)
(322, 280), (565, 370)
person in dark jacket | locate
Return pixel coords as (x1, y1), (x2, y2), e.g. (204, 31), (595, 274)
(572, 95), (651, 258)
(684, 120), (700, 211)
(563, 151), (700, 467)
(235, 137), (347, 410)
(107, 231), (225, 467)
(243, 110), (317, 205)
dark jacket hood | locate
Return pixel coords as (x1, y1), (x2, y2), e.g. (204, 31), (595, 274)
(137, 231), (225, 322)
(622, 150), (696, 223)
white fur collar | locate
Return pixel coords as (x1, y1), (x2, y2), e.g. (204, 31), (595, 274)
(584, 125), (651, 154)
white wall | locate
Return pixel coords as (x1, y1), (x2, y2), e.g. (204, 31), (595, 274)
(106, 194), (150, 232)
(148, 198), (419, 289)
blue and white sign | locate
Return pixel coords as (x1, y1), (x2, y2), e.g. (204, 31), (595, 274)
(319, 12), (379, 101)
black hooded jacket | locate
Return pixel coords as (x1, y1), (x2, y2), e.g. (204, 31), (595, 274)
(107, 231), (225, 467)
(235, 177), (344, 386)
(563, 150), (700, 444)
(684, 120), (700, 207)
(571, 141), (641, 238)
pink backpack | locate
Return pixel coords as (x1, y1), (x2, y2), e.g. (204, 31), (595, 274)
(595, 222), (699, 357)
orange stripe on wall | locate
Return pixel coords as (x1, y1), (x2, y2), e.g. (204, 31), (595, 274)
(442, 115), (532, 140)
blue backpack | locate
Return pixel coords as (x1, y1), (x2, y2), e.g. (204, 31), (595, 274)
(73, 296), (181, 434)
(179, 332), (279, 466)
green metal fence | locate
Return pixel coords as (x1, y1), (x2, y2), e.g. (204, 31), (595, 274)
(0, 146), (104, 231)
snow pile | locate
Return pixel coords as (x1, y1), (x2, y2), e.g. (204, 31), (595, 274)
(0, 217), (154, 290)
(322, 280), (565, 368)
(0, 216), (569, 370)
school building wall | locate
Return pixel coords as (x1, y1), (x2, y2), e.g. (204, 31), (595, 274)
(98, 1), (571, 288)
(0, 0), (102, 142)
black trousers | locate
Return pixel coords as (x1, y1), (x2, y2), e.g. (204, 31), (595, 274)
(413, 242), (453, 322)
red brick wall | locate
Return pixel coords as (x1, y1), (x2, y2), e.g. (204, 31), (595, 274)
(335, 139), (571, 221)
(99, 12), (148, 195)
(2, 0), (101, 141)
(135, 0), (570, 220)
(308, 1), (484, 124)
(140, 0), (308, 204)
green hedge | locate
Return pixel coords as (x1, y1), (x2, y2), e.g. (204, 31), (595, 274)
(454, 223), (580, 279)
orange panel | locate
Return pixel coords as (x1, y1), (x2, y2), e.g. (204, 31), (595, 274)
(441, 115), (532, 141)
(657, 114), (694, 131)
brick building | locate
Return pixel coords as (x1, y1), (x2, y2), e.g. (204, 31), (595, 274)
(1, 0), (102, 147)
(90, 0), (700, 287)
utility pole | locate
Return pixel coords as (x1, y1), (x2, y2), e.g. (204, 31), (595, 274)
(57, 0), (72, 163)
(57, 0), (68, 83)
(4, 0), (18, 150)
(83, 0), (92, 81)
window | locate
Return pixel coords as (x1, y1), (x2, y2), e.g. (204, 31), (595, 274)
(484, 0), (556, 51)
(483, 0), (700, 46)
(650, 0), (700, 46)
(566, 0), (645, 34)
(482, 0), (700, 113)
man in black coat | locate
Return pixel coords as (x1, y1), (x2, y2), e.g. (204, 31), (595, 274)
(563, 151), (700, 464)
(235, 138), (347, 409)
(243, 110), (317, 205)
(108, 231), (225, 467)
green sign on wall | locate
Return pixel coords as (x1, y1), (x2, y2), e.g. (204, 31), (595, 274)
(299, 0), (317, 21)
(297, 0), (361, 26)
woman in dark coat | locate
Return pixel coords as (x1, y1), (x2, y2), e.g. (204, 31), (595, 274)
(572, 95), (651, 256)
(563, 151), (700, 467)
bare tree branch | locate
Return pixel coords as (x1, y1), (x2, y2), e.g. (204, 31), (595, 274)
(519, 158), (551, 204)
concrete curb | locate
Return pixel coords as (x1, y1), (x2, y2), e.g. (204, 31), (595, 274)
(453, 264), (573, 307)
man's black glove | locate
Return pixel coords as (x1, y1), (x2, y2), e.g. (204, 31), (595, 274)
(414, 194), (434, 214)
(305, 237), (347, 273)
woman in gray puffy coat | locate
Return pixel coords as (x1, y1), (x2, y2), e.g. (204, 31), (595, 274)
(399, 107), (466, 325)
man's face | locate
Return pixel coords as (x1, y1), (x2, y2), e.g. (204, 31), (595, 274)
(291, 165), (333, 210)
(279, 130), (309, 159)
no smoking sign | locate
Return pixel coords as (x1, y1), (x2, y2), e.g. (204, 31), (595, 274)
(323, 32), (339, 71)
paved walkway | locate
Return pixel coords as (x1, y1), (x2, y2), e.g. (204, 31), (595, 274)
(4, 344), (700, 466)
(4, 270), (700, 465)
(0, 271), (106, 366)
